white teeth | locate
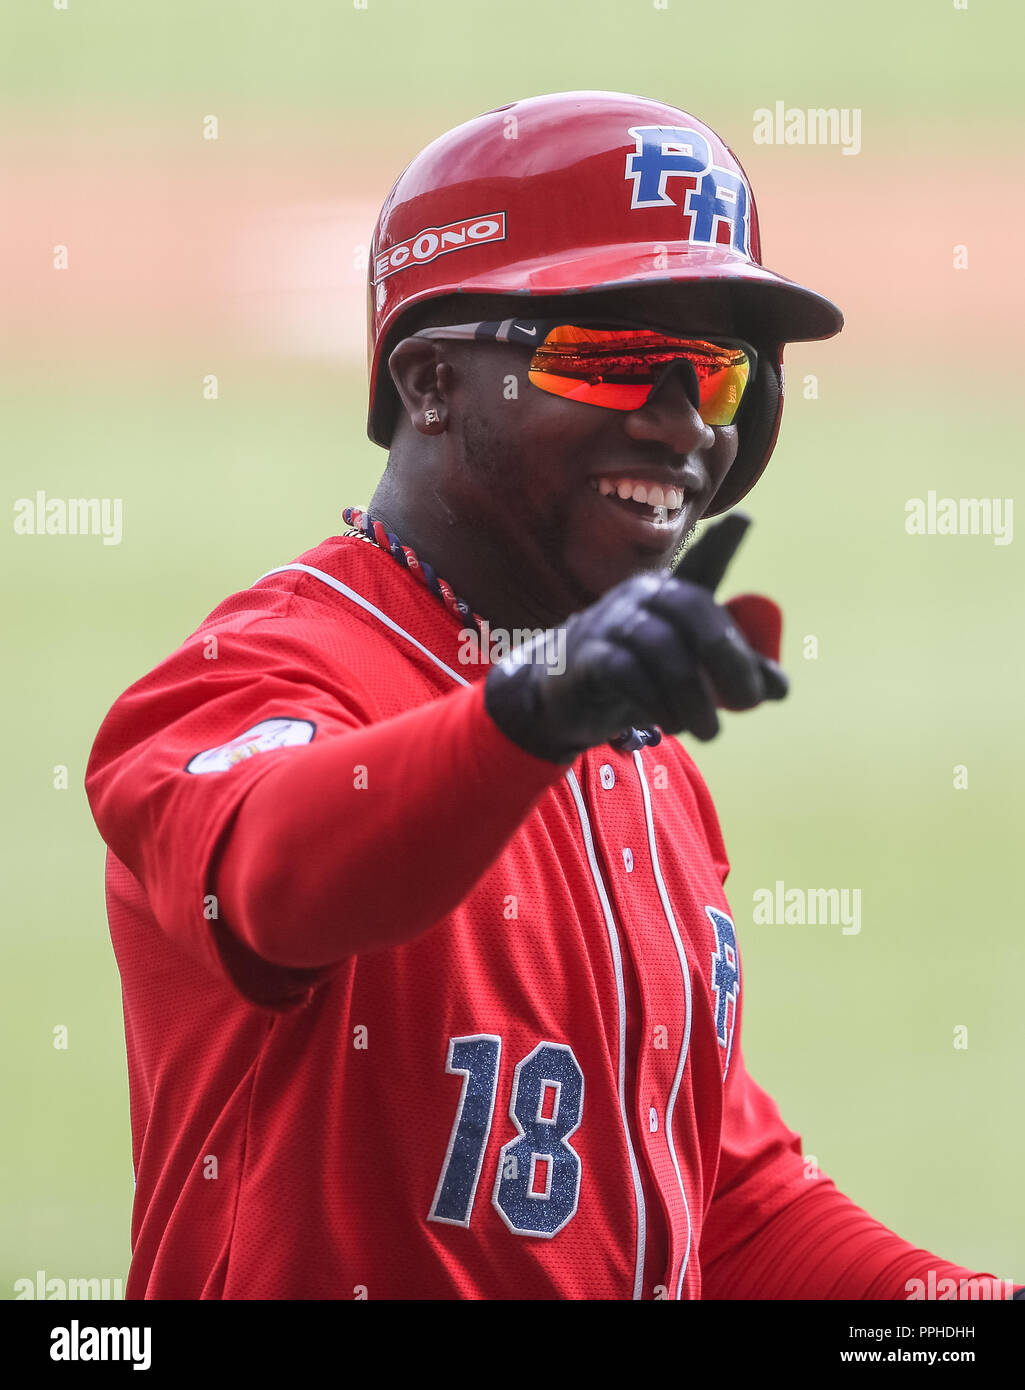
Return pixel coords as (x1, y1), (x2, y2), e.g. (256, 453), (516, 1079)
(592, 478), (686, 512)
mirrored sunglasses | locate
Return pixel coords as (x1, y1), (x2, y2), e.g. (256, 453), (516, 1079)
(412, 319), (756, 426)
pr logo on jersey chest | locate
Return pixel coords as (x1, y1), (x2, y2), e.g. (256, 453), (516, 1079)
(706, 906), (740, 1081)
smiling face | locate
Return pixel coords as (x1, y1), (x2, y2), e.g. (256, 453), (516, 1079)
(379, 286), (749, 624)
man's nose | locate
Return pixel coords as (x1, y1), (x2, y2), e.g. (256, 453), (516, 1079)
(621, 359), (716, 451)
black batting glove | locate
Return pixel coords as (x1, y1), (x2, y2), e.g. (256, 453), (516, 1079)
(484, 514), (788, 765)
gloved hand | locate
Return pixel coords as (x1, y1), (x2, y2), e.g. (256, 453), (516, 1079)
(675, 513), (783, 711)
(484, 512), (788, 765)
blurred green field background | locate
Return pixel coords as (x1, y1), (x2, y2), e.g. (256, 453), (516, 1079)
(2, 0), (1023, 1294)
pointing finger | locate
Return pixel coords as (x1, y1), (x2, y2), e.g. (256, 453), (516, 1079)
(673, 512), (751, 594)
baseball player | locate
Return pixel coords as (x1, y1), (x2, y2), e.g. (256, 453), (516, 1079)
(86, 92), (1020, 1300)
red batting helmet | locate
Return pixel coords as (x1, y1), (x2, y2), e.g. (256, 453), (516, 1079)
(367, 90), (843, 516)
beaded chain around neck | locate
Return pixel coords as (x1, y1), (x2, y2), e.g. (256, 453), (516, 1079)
(343, 506), (483, 632)
(341, 504), (660, 753)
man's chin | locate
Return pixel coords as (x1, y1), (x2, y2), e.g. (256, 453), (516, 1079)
(670, 519), (701, 573)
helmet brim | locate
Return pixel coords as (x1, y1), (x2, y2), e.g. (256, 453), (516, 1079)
(451, 242), (844, 343)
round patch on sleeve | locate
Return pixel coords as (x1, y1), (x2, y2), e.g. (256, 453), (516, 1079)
(185, 718), (316, 774)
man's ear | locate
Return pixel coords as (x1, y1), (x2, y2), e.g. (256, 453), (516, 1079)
(389, 338), (450, 435)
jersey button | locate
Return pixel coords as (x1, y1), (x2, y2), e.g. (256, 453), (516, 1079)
(599, 763), (616, 790)
(649, 1106), (659, 1133)
(622, 847), (634, 873)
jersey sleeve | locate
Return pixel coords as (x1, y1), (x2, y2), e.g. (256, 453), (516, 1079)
(699, 1047), (1016, 1299)
(86, 620), (564, 1010)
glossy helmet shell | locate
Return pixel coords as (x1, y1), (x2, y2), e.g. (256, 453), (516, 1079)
(367, 91), (843, 515)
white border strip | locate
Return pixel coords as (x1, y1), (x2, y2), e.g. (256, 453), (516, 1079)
(254, 563), (471, 688)
(633, 751), (694, 1300)
(564, 770), (647, 1301)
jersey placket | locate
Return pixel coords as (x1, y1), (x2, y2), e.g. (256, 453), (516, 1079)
(581, 745), (698, 1299)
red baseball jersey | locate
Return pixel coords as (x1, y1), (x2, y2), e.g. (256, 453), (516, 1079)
(85, 534), (1011, 1300)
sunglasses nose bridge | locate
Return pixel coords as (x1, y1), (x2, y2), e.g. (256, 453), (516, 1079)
(622, 361), (716, 453)
(649, 356), (702, 414)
